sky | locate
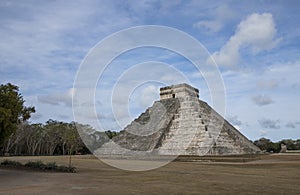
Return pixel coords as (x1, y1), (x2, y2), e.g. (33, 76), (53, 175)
(0, 0), (299, 141)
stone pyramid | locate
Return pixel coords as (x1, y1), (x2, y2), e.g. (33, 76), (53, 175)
(97, 83), (260, 156)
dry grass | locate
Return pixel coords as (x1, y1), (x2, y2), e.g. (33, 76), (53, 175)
(0, 154), (300, 194)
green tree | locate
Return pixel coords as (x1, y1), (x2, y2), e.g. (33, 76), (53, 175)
(254, 138), (281, 153)
(105, 130), (118, 139)
(64, 123), (79, 168)
(0, 83), (35, 147)
(44, 119), (63, 155)
(279, 139), (297, 150)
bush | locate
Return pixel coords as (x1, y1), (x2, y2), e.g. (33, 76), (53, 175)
(25, 160), (45, 169)
(58, 165), (76, 173)
(45, 162), (58, 170)
(24, 160), (76, 172)
(0, 159), (22, 166)
(1, 159), (76, 173)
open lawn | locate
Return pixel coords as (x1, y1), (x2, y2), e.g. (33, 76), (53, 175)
(0, 154), (300, 194)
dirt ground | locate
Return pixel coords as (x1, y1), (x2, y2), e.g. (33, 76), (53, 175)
(0, 154), (300, 194)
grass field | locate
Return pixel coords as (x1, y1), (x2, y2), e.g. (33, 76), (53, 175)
(1, 154), (300, 194)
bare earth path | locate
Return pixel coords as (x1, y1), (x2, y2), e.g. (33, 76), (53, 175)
(0, 154), (300, 194)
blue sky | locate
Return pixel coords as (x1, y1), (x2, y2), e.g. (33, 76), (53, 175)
(0, 0), (299, 141)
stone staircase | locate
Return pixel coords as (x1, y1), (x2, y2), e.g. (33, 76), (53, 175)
(158, 96), (211, 155)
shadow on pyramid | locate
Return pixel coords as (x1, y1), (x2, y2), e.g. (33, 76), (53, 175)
(95, 83), (260, 159)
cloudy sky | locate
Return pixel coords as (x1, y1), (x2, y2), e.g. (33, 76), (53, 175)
(1, 0), (299, 141)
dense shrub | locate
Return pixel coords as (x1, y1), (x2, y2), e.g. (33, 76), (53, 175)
(24, 161), (76, 172)
(0, 159), (22, 166)
(25, 160), (45, 169)
(45, 162), (58, 170)
(1, 159), (76, 173)
(58, 165), (76, 173)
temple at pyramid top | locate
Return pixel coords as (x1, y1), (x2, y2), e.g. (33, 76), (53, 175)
(160, 83), (199, 100)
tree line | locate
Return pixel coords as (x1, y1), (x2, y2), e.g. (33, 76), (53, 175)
(253, 138), (300, 153)
(0, 119), (117, 156)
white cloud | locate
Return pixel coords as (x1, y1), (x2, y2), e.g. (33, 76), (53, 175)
(258, 118), (280, 129)
(0, 1), (136, 90)
(37, 88), (75, 107)
(252, 94), (274, 106)
(194, 20), (223, 33)
(193, 4), (235, 33)
(211, 13), (280, 67)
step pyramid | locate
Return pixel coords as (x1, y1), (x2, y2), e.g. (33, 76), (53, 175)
(96, 83), (260, 156)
